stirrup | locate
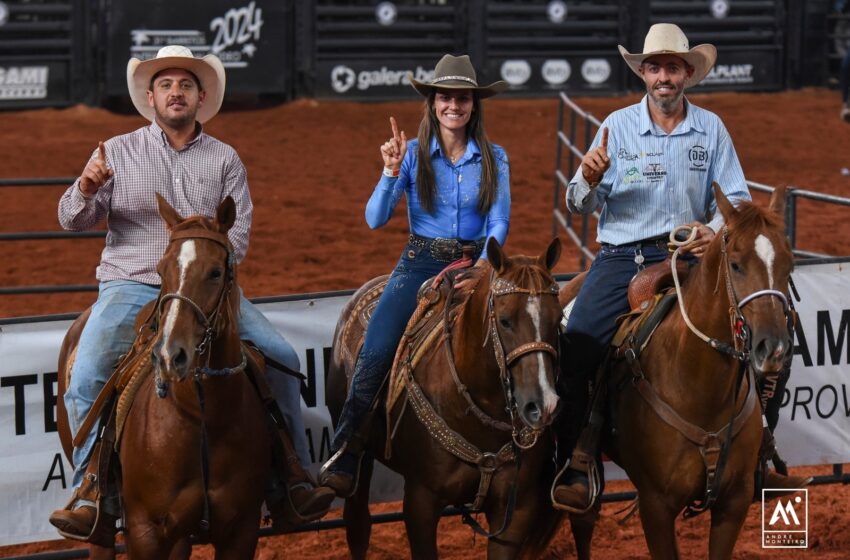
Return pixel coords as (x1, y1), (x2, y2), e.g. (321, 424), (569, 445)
(54, 495), (118, 548)
(550, 456), (601, 515)
(318, 443), (364, 499)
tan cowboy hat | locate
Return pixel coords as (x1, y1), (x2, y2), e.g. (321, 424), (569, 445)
(126, 45), (226, 123)
(410, 54), (507, 99)
(618, 23), (717, 89)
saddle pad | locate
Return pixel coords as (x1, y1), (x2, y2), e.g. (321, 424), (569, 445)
(611, 290), (678, 357)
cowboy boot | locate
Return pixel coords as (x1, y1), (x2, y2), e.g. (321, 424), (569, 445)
(49, 441), (119, 547)
(552, 448), (596, 511)
(267, 425), (335, 528)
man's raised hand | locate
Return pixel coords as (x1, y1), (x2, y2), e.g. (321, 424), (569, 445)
(581, 127), (610, 186)
(79, 141), (113, 196)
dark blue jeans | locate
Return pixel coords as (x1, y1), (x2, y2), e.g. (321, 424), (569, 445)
(565, 243), (670, 380)
(330, 241), (477, 472)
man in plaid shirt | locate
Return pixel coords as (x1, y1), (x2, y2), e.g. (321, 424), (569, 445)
(49, 45), (334, 539)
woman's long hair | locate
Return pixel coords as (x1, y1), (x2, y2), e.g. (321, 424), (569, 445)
(415, 91), (500, 215)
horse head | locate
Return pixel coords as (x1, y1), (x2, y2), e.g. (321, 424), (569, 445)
(484, 237), (562, 433)
(151, 194), (239, 383)
(711, 183), (794, 375)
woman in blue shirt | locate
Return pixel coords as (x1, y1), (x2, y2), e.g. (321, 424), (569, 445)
(319, 54), (511, 497)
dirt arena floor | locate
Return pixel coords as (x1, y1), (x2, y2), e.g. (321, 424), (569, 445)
(1, 88), (849, 558)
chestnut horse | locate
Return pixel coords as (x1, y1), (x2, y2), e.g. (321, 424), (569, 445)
(561, 185), (794, 559)
(326, 238), (593, 559)
(56, 195), (271, 559)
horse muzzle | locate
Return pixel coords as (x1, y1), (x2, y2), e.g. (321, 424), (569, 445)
(151, 338), (194, 382)
(751, 334), (792, 374)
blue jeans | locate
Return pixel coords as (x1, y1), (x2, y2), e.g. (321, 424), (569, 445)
(65, 280), (304, 488)
(565, 243), (670, 378)
(330, 242), (476, 469)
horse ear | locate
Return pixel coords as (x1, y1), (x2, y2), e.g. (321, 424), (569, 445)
(768, 185), (787, 221)
(217, 196), (237, 233)
(486, 237), (508, 274)
(537, 238), (561, 271)
(713, 181), (737, 222)
(156, 193), (184, 229)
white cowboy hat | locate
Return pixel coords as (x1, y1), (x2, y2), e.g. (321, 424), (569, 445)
(618, 23), (717, 89)
(126, 45), (226, 123)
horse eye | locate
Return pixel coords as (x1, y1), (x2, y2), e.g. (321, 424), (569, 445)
(730, 262), (742, 273)
(499, 317), (512, 329)
(209, 269), (223, 280)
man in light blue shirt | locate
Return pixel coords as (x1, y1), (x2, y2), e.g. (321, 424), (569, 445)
(554, 24), (750, 511)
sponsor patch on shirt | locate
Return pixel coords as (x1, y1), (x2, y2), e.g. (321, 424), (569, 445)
(623, 166), (642, 183)
(643, 162), (666, 182)
(618, 148), (639, 161)
(689, 145), (708, 172)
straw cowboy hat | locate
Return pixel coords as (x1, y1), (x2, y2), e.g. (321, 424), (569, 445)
(410, 54), (507, 98)
(126, 45), (226, 123)
(618, 23), (717, 89)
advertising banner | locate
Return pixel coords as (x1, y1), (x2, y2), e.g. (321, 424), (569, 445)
(1, 260), (848, 545)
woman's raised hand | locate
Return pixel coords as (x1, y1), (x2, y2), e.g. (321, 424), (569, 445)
(381, 116), (408, 171)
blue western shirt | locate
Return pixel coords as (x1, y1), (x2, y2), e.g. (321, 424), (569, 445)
(365, 136), (510, 259)
(566, 95), (750, 245)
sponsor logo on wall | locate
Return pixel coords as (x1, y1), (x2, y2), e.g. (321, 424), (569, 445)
(500, 60), (532, 86)
(541, 59), (570, 86)
(702, 64), (754, 85)
(329, 64), (435, 94)
(581, 58), (611, 86)
(129, 1), (264, 68)
(0, 66), (49, 99)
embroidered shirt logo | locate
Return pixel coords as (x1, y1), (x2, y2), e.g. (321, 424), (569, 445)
(618, 148), (638, 161)
(689, 145), (708, 171)
(623, 166), (641, 183)
(643, 162), (666, 182)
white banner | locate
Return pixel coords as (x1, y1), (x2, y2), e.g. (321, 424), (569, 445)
(1, 260), (848, 545)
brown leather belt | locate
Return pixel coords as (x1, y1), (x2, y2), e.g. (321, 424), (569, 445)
(604, 233), (670, 252)
(408, 234), (485, 262)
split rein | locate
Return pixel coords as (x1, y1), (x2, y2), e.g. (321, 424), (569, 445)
(153, 228), (247, 399)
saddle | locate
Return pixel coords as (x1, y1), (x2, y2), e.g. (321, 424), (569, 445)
(626, 257), (689, 313)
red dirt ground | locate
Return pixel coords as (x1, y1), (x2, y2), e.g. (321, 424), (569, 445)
(1, 89), (849, 558)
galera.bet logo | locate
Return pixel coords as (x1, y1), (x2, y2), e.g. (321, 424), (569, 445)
(762, 488), (807, 549)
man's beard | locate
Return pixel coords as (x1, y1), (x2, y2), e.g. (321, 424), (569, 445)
(155, 103), (197, 129)
(648, 84), (684, 114)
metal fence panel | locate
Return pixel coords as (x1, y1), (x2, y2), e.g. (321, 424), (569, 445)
(0, 0), (87, 108)
(305, 0), (467, 100)
(641, 0), (787, 91)
(482, 0), (629, 96)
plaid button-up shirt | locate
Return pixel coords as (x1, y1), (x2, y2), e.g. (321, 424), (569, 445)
(58, 122), (252, 285)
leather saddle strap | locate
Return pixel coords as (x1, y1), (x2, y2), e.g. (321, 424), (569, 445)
(634, 372), (757, 448)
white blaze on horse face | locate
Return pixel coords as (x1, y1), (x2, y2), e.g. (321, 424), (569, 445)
(161, 241), (197, 356)
(525, 296), (560, 415)
(754, 234), (776, 291)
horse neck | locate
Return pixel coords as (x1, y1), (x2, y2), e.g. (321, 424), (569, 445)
(451, 272), (503, 401)
(208, 284), (243, 368)
(658, 246), (744, 411)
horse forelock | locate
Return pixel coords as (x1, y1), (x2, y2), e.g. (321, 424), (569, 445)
(498, 256), (557, 294)
(726, 200), (784, 247)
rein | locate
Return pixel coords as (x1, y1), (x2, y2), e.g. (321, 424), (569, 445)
(402, 267), (559, 538)
(637, 224), (791, 517)
(150, 226), (248, 541)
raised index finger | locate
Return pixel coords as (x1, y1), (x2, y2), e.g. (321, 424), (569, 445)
(600, 127), (609, 150)
(390, 116), (400, 141)
(97, 141), (106, 162)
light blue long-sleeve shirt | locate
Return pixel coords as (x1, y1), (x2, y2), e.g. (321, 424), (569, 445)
(566, 95), (750, 245)
(366, 136), (510, 259)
